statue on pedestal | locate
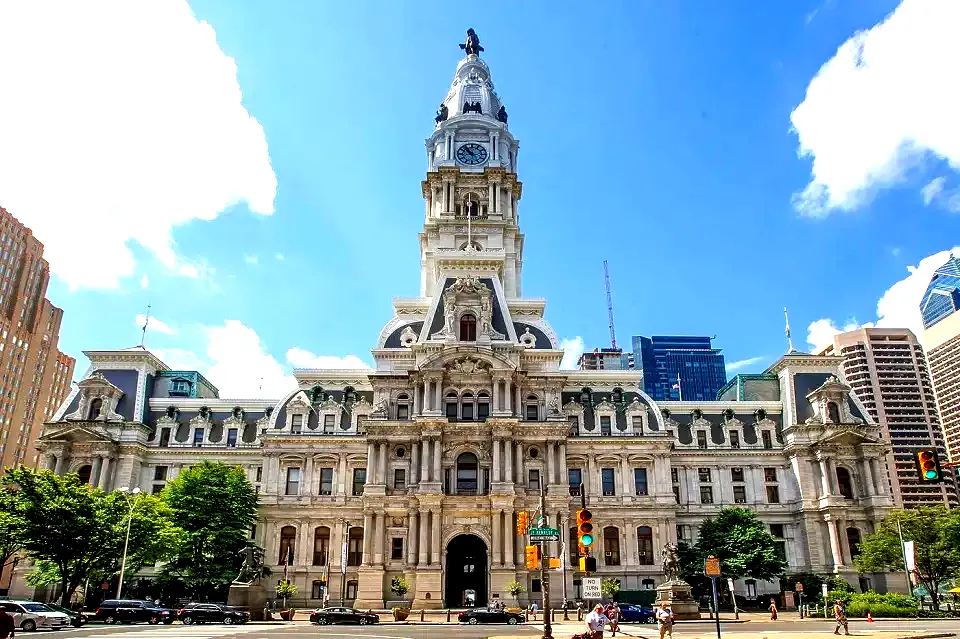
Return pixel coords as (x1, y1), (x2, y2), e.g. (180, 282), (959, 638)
(459, 28), (484, 56)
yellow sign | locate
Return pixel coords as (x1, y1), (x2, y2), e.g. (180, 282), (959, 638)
(548, 557), (561, 569)
(704, 555), (721, 577)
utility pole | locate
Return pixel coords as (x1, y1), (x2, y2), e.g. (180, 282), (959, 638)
(540, 480), (553, 639)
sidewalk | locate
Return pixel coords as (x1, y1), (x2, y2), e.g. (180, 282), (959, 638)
(492, 629), (956, 639)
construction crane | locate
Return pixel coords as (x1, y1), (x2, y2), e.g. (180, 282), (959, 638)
(603, 260), (617, 350)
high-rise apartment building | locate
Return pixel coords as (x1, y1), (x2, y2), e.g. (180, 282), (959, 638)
(820, 328), (957, 507)
(628, 335), (727, 401)
(922, 255), (960, 464)
(577, 347), (626, 370)
(0, 207), (75, 471)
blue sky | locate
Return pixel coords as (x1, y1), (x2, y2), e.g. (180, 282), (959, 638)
(1, 0), (959, 397)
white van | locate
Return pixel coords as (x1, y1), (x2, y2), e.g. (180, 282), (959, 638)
(0, 600), (71, 631)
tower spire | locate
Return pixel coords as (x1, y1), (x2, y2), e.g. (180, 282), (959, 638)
(783, 306), (795, 353)
(140, 303), (151, 348)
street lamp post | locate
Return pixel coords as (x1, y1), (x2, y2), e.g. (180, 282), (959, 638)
(116, 487), (142, 599)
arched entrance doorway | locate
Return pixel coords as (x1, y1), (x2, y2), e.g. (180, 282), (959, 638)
(445, 534), (488, 608)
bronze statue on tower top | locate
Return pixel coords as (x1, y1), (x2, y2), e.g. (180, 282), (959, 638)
(459, 29), (484, 56)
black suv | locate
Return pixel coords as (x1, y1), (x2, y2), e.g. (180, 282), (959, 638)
(94, 600), (175, 624)
(177, 603), (249, 625)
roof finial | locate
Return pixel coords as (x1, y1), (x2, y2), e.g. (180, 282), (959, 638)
(459, 28), (484, 56)
(139, 303), (151, 348)
(783, 306), (796, 353)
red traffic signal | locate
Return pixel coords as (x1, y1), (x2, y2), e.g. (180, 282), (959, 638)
(915, 449), (942, 482)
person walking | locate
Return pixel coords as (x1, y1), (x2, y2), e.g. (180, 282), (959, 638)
(606, 604), (619, 637)
(584, 604), (607, 639)
(833, 599), (850, 635)
(769, 599), (778, 620)
(0, 607), (15, 639)
(655, 601), (674, 639)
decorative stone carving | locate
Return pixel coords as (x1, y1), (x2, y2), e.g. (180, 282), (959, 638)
(445, 356), (492, 374)
(431, 277), (505, 340)
(64, 371), (125, 422)
(519, 327), (537, 348)
(399, 325), (417, 347)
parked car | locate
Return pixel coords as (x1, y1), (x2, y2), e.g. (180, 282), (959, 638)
(94, 599), (175, 624)
(0, 600), (71, 631)
(615, 604), (655, 624)
(309, 607), (380, 625)
(177, 603), (250, 625)
(457, 608), (524, 625)
(43, 603), (87, 627)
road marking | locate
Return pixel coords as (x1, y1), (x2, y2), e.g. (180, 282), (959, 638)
(310, 634), (421, 639)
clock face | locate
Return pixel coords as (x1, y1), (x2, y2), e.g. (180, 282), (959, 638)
(456, 143), (488, 166)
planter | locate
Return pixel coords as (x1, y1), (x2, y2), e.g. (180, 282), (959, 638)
(392, 608), (410, 621)
(278, 609), (295, 621)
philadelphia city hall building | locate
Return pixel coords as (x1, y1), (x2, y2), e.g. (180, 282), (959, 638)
(15, 32), (900, 608)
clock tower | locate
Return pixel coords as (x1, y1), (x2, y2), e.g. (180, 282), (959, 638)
(420, 34), (524, 299)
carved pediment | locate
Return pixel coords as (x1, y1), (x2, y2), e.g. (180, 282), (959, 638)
(64, 371), (126, 422)
(287, 391), (312, 412)
(445, 356), (492, 374)
(431, 277), (505, 341)
(562, 400), (584, 416)
(40, 423), (116, 444)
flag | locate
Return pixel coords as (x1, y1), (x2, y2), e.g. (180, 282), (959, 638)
(672, 382), (680, 390)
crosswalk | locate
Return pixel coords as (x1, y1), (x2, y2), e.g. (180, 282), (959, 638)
(77, 624), (292, 639)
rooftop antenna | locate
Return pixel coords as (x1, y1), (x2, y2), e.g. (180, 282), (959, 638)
(603, 260), (617, 350)
(139, 303), (151, 348)
(783, 306), (795, 353)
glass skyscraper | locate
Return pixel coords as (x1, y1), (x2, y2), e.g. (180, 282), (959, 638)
(921, 254), (960, 329)
(628, 335), (727, 401)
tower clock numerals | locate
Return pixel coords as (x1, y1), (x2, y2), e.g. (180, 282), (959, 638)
(456, 143), (488, 166)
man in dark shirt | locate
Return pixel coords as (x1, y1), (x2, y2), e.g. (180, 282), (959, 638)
(0, 607), (16, 639)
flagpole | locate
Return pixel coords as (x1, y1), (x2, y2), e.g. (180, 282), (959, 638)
(677, 374), (683, 402)
(783, 307), (794, 353)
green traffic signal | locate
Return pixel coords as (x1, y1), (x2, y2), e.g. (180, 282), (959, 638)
(925, 469), (938, 480)
(580, 533), (593, 546)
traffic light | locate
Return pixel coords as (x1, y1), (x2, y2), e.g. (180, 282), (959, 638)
(525, 544), (540, 569)
(578, 556), (597, 573)
(517, 511), (529, 535)
(576, 509), (594, 547)
(915, 449), (942, 482)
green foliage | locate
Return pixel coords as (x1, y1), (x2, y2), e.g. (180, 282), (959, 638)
(276, 579), (297, 599)
(784, 572), (825, 600)
(842, 591), (921, 618)
(601, 578), (621, 599)
(162, 461), (260, 596)
(506, 580), (525, 602)
(679, 508), (787, 586)
(855, 506), (960, 607)
(0, 483), (23, 571)
(390, 575), (410, 597)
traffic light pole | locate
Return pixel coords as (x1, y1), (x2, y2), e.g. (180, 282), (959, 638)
(540, 482), (553, 639)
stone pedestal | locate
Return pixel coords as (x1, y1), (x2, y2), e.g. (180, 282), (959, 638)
(353, 567), (385, 609)
(227, 583), (268, 620)
(412, 568), (442, 609)
(656, 580), (700, 620)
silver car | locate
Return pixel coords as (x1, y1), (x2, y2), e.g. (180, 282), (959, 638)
(0, 600), (71, 631)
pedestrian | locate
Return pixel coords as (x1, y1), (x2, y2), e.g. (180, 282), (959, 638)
(769, 598), (778, 620)
(607, 604), (620, 637)
(833, 599), (849, 635)
(584, 604), (607, 639)
(530, 601), (538, 619)
(655, 602), (674, 639)
(0, 607), (15, 639)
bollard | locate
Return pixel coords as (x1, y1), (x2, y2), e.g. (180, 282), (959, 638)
(420, 609), (425, 622)
(446, 609), (451, 623)
(578, 608), (583, 621)
(551, 609), (556, 622)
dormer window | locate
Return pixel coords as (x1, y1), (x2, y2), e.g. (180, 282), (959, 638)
(88, 398), (102, 420)
(460, 314), (477, 341)
(827, 401), (841, 424)
(169, 379), (192, 397)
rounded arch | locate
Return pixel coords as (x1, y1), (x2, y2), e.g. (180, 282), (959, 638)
(455, 452), (479, 494)
(444, 533), (489, 608)
(836, 466), (855, 499)
(76, 464), (93, 485)
(278, 525), (297, 565)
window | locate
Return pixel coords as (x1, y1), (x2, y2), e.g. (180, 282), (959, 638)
(227, 428), (238, 447)
(769, 524), (785, 538)
(568, 468), (582, 495)
(700, 486), (714, 504)
(459, 393), (474, 421)
(393, 468), (406, 491)
(88, 397), (102, 420)
(352, 468), (366, 496)
(397, 403), (409, 421)
(526, 397), (539, 421)
(319, 468), (333, 495)
(846, 527), (862, 559)
(673, 485), (680, 503)
(764, 467), (777, 482)
(347, 527), (363, 566)
(323, 414), (335, 432)
(601, 468), (616, 496)
(827, 402), (841, 423)
(445, 392), (458, 419)
(256, 466), (263, 482)
(285, 467), (301, 495)
(391, 537), (404, 561)
(731, 467), (745, 482)
(631, 416), (643, 433)
(698, 468), (712, 483)
(279, 526), (296, 564)
(671, 468), (679, 483)
(312, 581), (324, 600)
(152, 484), (164, 494)
(836, 467), (854, 499)
(697, 431), (708, 449)
(313, 527), (330, 565)
(158, 427), (170, 447)
(634, 468), (648, 496)
(346, 580), (358, 600)
(637, 526), (653, 565)
(676, 525), (685, 540)
(154, 466), (168, 481)
(477, 393), (490, 420)
(531, 579), (542, 593)
(169, 379), (191, 397)
(733, 485), (747, 503)
(761, 430), (773, 449)
(730, 430), (740, 448)
(192, 427), (204, 447)
(528, 468), (541, 491)
(568, 415), (579, 435)
(457, 453), (479, 494)
(600, 415), (611, 435)
(766, 485), (780, 503)
(459, 314), (477, 341)
(603, 527), (620, 566)
(774, 541), (786, 562)
(291, 414), (303, 433)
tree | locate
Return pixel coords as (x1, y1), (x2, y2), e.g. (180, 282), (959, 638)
(0, 483), (23, 575)
(601, 578), (620, 601)
(390, 575), (410, 598)
(855, 506), (960, 608)
(276, 579), (296, 609)
(162, 461), (260, 599)
(506, 580), (525, 606)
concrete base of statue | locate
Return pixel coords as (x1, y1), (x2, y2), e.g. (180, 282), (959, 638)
(656, 580), (701, 620)
(227, 582), (268, 620)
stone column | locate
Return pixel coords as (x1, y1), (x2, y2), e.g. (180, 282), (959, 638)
(413, 382), (421, 416)
(826, 458), (838, 494)
(826, 519), (844, 568)
(379, 443), (388, 485)
(837, 518), (849, 565)
(90, 456), (103, 486)
(559, 444), (568, 489)
(433, 438), (441, 484)
(337, 454), (347, 495)
(304, 457), (314, 496)
(492, 510), (502, 565)
(504, 510), (515, 567)
(434, 380), (442, 413)
(366, 443), (376, 485)
(299, 522), (310, 566)
(410, 442), (420, 485)
(54, 454), (66, 476)
(859, 460), (873, 497)
(546, 442), (554, 486)
(430, 510), (441, 566)
(492, 379), (500, 413)
(492, 439), (501, 483)
(373, 513), (384, 565)
(418, 510), (429, 565)
(407, 511), (417, 565)
(421, 440), (431, 482)
(362, 512), (374, 566)
(620, 457), (631, 497)
(871, 459), (887, 495)
(505, 439), (513, 484)
(98, 457), (112, 490)
(504, 378), (512, 414)
(516, 442), (524, 486)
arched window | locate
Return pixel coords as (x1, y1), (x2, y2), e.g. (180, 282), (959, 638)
(278, 525), (297, 565)
(477, 392), (490, 421)
(347, 526), (364, 566)
(836, 466), (854, 499)
(460, 314), (477, 341)
(461, 392), (475, 421)
(313, 526), (330, 566)
(445, 391), (459, 420)
(525, 395), (539, 421)
(88, 398), (102, 420)
(603, 526), (621, 566)
(637, 526), (654, 565)
(76, 465), (92, 485)
(456, 452), (479, 495)
(396, 394), (410, 421)
(827, 402), (841, 424)
(846, 527), (862, 560)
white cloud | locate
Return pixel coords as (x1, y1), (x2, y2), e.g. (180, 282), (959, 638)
(922, 177), (946, 205)
(140, 274), (149, 289)
(559, 336), (585, 370)
(0, 1), (277, 290)
(285, 347), (371, 370)
(136, 313), (176, 336)
(726, 356), (764, 373)
(790, 0), (960, 216)
(274, 253), (285, 261)
(151, 347), (208, 373)
(243, 254), (259, 266)
(808, 245), (960, 350)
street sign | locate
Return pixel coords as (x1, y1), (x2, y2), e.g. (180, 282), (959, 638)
(529, 527), (561, 542)
(581, 577), (601, 599)
(704, 555), (721, 577)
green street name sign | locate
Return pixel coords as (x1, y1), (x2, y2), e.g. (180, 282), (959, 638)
(529, 527), (561, 541)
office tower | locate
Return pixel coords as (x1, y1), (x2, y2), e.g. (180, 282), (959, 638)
(629, 335), (727, 401)
(923, 255), (960, 464)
